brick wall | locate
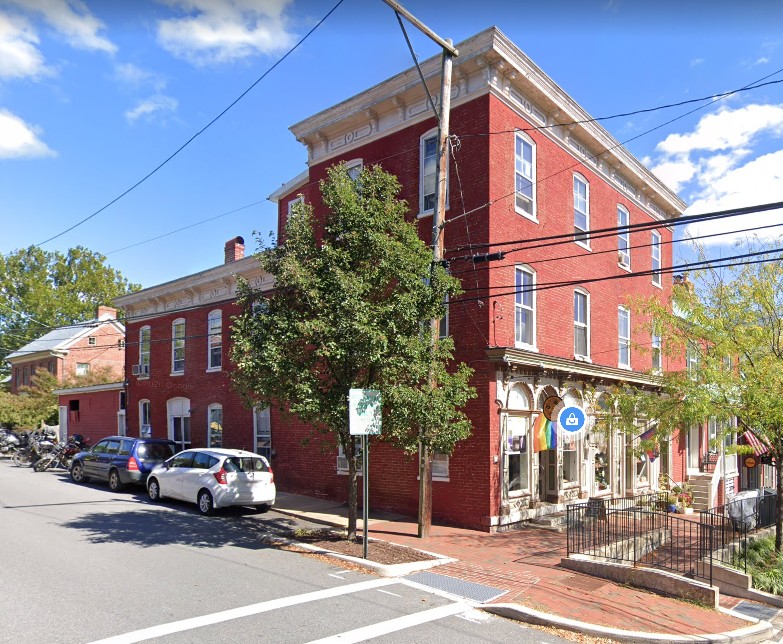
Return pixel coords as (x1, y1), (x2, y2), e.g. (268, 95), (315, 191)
(58, 388), (122, 445)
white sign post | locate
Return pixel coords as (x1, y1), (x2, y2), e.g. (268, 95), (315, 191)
(348, 389), (381, 559)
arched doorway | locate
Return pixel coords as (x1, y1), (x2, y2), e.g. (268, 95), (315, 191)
(167, 397), (191, 451)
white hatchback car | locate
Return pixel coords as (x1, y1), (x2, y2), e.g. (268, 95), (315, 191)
(147, 448), (275, 516)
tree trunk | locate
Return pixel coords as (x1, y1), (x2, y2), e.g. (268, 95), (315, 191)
(347, 443), (358, 541)
(776, 451), (782, 552)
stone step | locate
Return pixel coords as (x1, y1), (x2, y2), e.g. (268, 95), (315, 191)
(529, 511), (567, 532)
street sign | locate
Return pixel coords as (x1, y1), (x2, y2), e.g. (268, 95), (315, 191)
(558, 405), (586, 434)
(349, 388), (382, 436)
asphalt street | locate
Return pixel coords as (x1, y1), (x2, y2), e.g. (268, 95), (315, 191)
(0, 459), (569, 643)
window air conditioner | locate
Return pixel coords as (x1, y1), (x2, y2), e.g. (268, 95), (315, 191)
(131, 364), (140, 376)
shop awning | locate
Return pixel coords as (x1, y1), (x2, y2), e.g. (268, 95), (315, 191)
(742, 430), (769, 457)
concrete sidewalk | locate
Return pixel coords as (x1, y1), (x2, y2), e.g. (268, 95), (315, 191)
(274, 491), (783, 643)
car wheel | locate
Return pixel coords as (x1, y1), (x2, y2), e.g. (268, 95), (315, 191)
(70, 462), (88, 484)
(255, 504), (271, 514)
(197, 489), (214, 516)
(108, 469), (124, 492)
(148, 478), (161, 502)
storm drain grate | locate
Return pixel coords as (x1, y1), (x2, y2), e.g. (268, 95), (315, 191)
(556, 574), (607, 592)
(405, 571), (507, 603)
(732, 602), (781, 622)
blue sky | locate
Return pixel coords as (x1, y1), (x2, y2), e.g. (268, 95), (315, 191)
(1, 0), (782, 289)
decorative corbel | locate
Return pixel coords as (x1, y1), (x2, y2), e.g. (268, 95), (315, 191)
(364, 108), (378, 133)
(392, 96), (406, 121)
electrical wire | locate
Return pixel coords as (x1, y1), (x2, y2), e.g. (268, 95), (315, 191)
(31, 0), (346, 249)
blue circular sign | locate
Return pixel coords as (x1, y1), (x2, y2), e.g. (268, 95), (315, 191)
(558, 406), (586, 433)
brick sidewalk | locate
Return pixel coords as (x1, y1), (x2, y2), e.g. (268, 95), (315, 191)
(368, 519), (749, 636)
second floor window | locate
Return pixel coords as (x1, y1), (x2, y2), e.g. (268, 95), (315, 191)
(208, 310), (222, 370)
(651, 231), (662, 286)
(574, 290), (589, 358)
(618, 205), (630, 267)
(514, 132), (535, 218)
(172, 319), (185, 373)
(651, 332), (662, 371)
(515, 266), (535, 348)
(76, 363), (90, 377)
(139, 326), (150, 368)
(618, 307), (630, 368)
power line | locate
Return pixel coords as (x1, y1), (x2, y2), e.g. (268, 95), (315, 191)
(32, 0), (346, 249)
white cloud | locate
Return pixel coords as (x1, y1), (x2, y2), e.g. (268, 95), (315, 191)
(6, 0), (116, 53)
(156, 0), (296, 66)
(0, 12), (50, 79)
(754, 56), (770, 65)
(125, 94), (179, 123)
(689, 58), (705, 68)
(0, 109), (55, 158)
(114, 62), (168, 93)
(651, 155), (697, 192)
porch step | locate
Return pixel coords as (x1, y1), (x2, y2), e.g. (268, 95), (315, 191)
(529, 511), (567, 532)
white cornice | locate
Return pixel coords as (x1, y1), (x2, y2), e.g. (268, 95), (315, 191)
(289, 26), (685, 219)
(268, 169), (308, 203)
(114, 256), (274, 321)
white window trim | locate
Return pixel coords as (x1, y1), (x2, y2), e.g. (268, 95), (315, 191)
(287, 195), (304, 217)
(573, 173), (590, 249)
(166, 397), (191, 451)
(574, 288), (590, 361)
(138, 326), (151, 378)
(651, 230), (662, 288)
(418, 128), (441, 218)
(139, 399), (151, 438)
(617, 204), (631, 270)
(651, 332), (662, 373)
(206, 309), (222, 372)
(171, 318), (185, 375)
(207, 403), (223, 448)
(618, 306), (631, 369)
(514, 131), (537, 222)
(514, 265), (537, 351)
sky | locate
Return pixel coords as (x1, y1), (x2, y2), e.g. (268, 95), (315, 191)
(1, 0), (782, 289)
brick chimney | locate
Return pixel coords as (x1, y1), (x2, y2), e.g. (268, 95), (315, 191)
(225, 236), (245, 263)
(96, 305), (117, 320)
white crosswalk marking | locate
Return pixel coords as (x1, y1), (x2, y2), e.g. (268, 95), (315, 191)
(87, 578), (398, 644)
(304, 601), (475, 644)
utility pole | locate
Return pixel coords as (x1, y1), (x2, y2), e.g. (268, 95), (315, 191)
(382, 0), (457, 539)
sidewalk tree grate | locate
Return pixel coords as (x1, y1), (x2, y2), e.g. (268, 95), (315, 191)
(406, 571), (507, 603)
(732, 602), (780, 622)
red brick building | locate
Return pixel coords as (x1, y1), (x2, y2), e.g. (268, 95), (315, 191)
(116, 28), (752, 528)
(53, 382), (126, 446)
(6, 305), (125, 395)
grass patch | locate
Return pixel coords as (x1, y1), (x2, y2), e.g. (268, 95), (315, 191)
(733, 537), (783, 595)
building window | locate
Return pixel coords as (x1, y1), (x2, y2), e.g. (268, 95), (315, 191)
(254, 407), (272, 461)
(514, 132), (535, 219)
(651, 231), (662, 286)
(139, 400), (151, 437)
(686, 341), (699, 373)
(438, 294), (449, 339)
(75, 363), (90, 377)
(432, 452), (449, 480)
(207, 310), (222, 371)
(573, 174), (589, 245)
(69, 399), (80, 422)
(208, 404), (223, 448)
(651, 332), (662, 372)
(337, 438), (362, 474)
(171, 319), (185, 374)
(618, 307), (631, 368)
(23, 366), (29, 385)
(506, 385), (531, 496)
(618, 205), (630, 268)
(515, 266), (535, 348)
(574, 289), (589, 359)
(345, 158), (363, 182)
(287, 195), (304, 217)
(420, 130), (437, 215)
(139, 326), (150, 374)
(88, 336), (97, 346)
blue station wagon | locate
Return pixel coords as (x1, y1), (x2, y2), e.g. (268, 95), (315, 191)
(70, 436), (177, 491)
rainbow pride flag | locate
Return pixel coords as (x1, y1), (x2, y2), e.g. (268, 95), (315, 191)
(532, 413), (557, 452)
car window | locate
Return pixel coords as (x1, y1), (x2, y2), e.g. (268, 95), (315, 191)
(192, 452), (217, 470)
(171, 452), (195, 468)
(92, 440), (110, 454)
(118, 440), (133, 456)
(137, 442), (176, 461)
(105, 440), (121, 455)
(224, 456), (269, 473)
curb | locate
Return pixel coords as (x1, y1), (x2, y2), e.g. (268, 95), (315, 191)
(264, 534), (456, 577)
(482, 603), (774, 644)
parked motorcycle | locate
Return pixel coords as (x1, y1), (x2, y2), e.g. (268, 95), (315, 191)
(0, 430), (22, 458)
(13, 430), (57, 468)
(33, 434), (89, 472)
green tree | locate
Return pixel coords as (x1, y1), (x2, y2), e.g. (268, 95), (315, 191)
(0, 371), (58, 429)
(231, 164), (476, 540)
(0, 246), (140, 376)
(604, 239), (783, 550)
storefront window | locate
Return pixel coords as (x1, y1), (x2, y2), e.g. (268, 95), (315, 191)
(506, 415), (529, 493)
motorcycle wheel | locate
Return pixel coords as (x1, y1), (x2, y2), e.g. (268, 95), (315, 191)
(33, 459), (50, 472)
(13, 452), (31, 467)
(61, 456), (73, 470)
